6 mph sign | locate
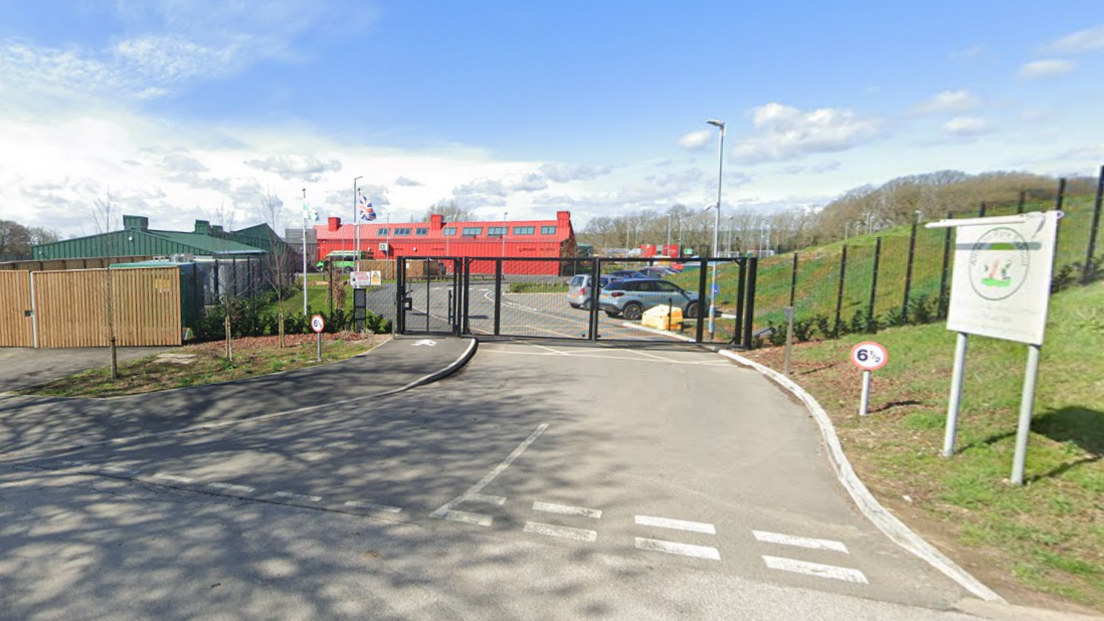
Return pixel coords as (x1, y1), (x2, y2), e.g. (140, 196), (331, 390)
(850, 341), (889, 371)
(310, 315), (325, 333)
(850, 341), (888, 417)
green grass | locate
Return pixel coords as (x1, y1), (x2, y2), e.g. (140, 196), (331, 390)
(744, 281), (1104, 610)
(21, 338), (380, 398)
(686, 194), (1101, 330)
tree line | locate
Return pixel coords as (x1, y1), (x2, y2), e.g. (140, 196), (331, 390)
(577, 169), (1096, 255)
(0, 220), (61, 260)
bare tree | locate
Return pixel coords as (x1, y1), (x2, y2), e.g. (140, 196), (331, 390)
(254, 188), (293, 299)
(89, 194), (121, 379)
(422, 200), (474, 223)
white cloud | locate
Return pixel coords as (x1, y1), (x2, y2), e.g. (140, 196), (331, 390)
(394, 176), (423, 187)
(1059, 143), (1104, 160)
(778, 161), (842, 176)
(912, 89), (981, 115)
(244, 155), (343, 182)
(732, 103), (882, 164)
(678, 130), (713, 151)
(537, 163), (612, 183)
(1047, 22), (1104, 54)
(943, 116), (991, 137)
(1018, 59), (1075, 79)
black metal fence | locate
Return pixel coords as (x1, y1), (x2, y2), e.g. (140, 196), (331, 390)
(394, 255), (758, 348)
(752, 170), (1104, 345)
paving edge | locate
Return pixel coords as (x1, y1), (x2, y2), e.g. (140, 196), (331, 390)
(717, 349), (1006, 604)
(0, 338), (480, 464)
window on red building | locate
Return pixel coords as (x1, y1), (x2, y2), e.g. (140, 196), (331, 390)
(487, 226), (507, 236)
(443, 227), (457, 236)
(541, 226), (557, 235)
(415, 227), (428, 236)
(513, 226), (535, 235)
(461, 227), (482, 236)
(394, 227), (412, 235)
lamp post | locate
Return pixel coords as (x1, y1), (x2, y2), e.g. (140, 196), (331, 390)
(706, 119), (725, 339)
(501, 211), (508, 257)
(727, 215), (734, 258)
(666, 213), (672, 251)
(302, 188), (308, 316)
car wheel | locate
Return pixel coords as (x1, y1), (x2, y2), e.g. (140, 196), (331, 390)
(582, 300), (592, 311)
(622, 303), (643, 320)
(684, 301), (701, 319)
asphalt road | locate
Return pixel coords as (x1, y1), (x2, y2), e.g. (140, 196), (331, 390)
(0, 337), (997, 620)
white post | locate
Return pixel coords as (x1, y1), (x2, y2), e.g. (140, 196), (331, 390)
(1011, 345), (1042, 485)
(942, 333), (969, 457)
(859, 370), (872, 416)
(302, 188), (308, 316)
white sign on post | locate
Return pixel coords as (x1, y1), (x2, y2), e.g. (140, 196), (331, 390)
(946, 213), (1060, 346)
(850, 341), (888, 417)
(928, 211), (1060, 486)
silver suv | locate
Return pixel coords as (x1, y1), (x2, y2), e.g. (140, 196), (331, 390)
(599, 278), (700, 320)
(566, 274), (616, 310)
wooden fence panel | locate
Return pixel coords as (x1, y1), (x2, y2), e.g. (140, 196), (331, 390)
(0, 271), (34, 347)
(33, 270), (111, 348)
(112, 268), (182, 347)
(32, 268), (182, 348)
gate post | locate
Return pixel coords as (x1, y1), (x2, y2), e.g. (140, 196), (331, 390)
(734, 259), (746, 344)
(395, 258), (405, 334)
(695, 258), (707, 344)
(462, 258), (472, 335)
(493, 258), (502, 336)
(743, 258), (758, 349)
(588, 257), (600, 341)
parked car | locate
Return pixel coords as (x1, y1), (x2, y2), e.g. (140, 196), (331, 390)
(637, 266), (676, 277)
(566, 274), (618, 310)
(607, 269), (647, 280)
(599, 278), (701, 321)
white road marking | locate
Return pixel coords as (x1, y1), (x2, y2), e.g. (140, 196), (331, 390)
(481, 349), (719, 365)
(153, 473), (193, 483)
(533, 501), (602, 519)
(274, 491), (321, 502)
(635, 537), (720, 560)
(468, 493), (507, 506)
(60, 460), (91, 467)
(763, 556), (869, 584)
(432, 423), (548, 520)
(208, 482), (256, 493)
(101, 465), (137, 475)
(753, 530), (850, 554)
(635, 515), (716, 534)
(524, 521), (598, 542)
(440, 510), (493, 527)
(344, 500), (403, 513)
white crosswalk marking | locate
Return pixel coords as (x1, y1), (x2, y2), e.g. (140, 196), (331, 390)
(635, 537), (720, 560)
(524, 521), (598, 542)
(274, 491), (321, 502)
(208, 482), (255, 493)
(345, 501), (403, 513)
(763, 556), (868, 584)
(635, 515), (716, 534)
(153, 473), (193, 483)
(753, 530), (849, 553)
(440, 510), (493, 527)
(533, 501), (602, 519)
(468, 493), (507, 506)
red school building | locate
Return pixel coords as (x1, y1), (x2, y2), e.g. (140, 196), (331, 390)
(314, 210), (577, 275)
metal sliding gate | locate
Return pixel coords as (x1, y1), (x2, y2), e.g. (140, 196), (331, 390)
(395, 257), (463, 336)
(397, 256), (758, 348)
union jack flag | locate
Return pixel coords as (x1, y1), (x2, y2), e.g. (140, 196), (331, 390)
(358, 194), (377, 222)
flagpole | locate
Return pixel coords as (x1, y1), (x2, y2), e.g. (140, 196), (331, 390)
(302, 188), (308, 316)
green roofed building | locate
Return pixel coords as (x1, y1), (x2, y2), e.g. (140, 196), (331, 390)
(32, 215), (287, 260)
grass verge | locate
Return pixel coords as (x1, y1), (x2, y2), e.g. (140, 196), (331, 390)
(20, 333), (387, 398)
(741, 281), (1104, 613)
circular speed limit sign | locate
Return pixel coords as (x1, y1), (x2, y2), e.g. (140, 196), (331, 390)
(850, 341), (889, 371)
(310, 314), (325, 334)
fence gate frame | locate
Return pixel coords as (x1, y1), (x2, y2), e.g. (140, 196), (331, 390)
(395, 256), (463, 336)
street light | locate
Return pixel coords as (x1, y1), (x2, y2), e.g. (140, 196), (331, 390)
(666, 213), (672, 250)
(705, 118), (725, 340)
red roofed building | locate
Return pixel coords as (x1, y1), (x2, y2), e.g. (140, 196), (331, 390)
(314, 210), (577, 275)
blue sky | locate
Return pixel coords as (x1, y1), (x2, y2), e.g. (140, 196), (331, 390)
(1, 1), (1102, 236)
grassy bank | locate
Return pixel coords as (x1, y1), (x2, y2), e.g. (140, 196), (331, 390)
(742, 281), (1104, 612)
(21, 333), (385, 398)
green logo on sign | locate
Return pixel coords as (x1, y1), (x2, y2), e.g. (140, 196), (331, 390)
(968, 227), (1030, 301)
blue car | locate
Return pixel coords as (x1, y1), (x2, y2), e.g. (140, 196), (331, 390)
(599, 278), (701, 321)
